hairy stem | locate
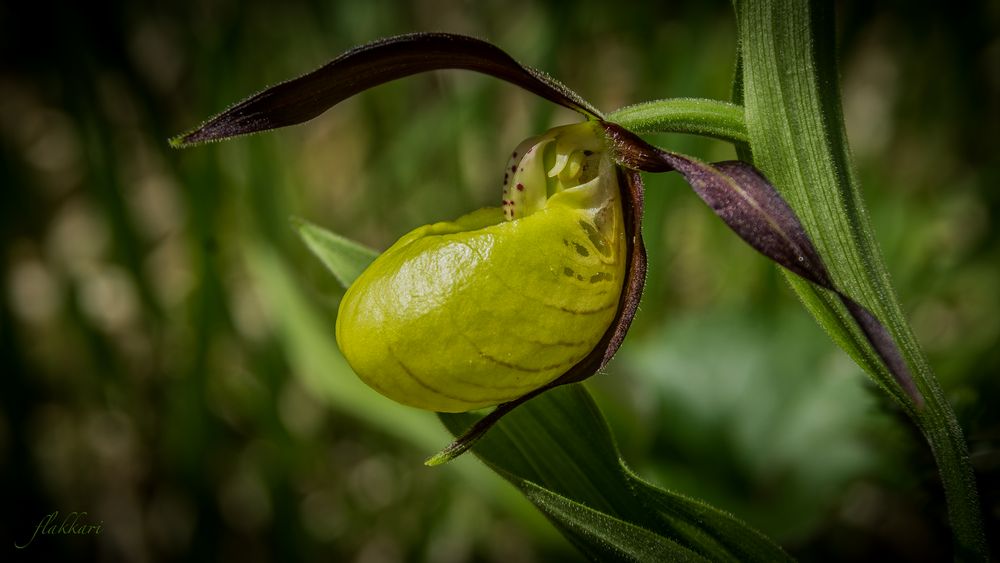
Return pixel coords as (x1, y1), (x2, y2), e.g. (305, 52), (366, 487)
(608, 98), (749, 142)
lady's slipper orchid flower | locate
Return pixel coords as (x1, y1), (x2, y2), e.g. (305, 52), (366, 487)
(173, 32), (919, 464)
(337, 122), (627, 413)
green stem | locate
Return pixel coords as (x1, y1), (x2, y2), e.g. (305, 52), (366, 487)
(732, 0), (986, 559)
(608, 98), (748, 143)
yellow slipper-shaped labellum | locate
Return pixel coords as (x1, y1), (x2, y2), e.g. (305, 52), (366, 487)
(336, 122), (626, 412)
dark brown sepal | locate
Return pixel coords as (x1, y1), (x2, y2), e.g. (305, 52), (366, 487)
(172, 32), (602, 147)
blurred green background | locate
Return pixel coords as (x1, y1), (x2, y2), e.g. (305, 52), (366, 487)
(1, 0), (997, 561)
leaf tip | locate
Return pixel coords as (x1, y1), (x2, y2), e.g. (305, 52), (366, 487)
(168, 134), (188, 149)
(840, 296), (925, 409)
(423, 450), (453, 467)
(288, 215), (308, 233)
(424, 438), (473, 466)
(169, 128), (213, 148)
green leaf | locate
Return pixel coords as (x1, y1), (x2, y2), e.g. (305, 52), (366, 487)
(440, 385), (793, 562)
(733, 0), (986, 558)
(624, 473), (791, 563)
(292, 216), (377, 289)
(243, 240), (439, 448)
(519, 481), (707, 563)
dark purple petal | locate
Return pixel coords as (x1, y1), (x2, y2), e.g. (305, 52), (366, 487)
(680, 159), (833, 288)
(601, 122), (831, 288)
(600, 121), (922, 407)
(172, 32), (601, 146)
(842, 297), (922, 406)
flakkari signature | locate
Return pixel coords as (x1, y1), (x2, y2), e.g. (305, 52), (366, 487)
(14, 511), (103, 549)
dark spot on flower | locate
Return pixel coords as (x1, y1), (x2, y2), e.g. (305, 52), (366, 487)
(563, 267), (575, 277)
(512, 151), (518, 158)
(583, 150), (593, 156)
(511, 165), (517, 173)
(573, 242), (589, 257)
(516, 183), (524, 191)
(589, 272), (613, 283)
(579, 220), (611, 256)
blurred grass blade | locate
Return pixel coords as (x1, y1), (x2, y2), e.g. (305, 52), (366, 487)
(439, 385), (793, 562)
(171, 32), (601, 146)
(292, 216), (377, 289)
(734, 0), (986, 557)
(244, 240), (444, 449)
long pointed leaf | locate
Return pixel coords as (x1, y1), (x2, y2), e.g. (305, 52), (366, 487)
(519, 481), (708, 563)
(172, 32), (601, 146)
(733, 1), (985, 557)
(625, 472), (794, 563)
